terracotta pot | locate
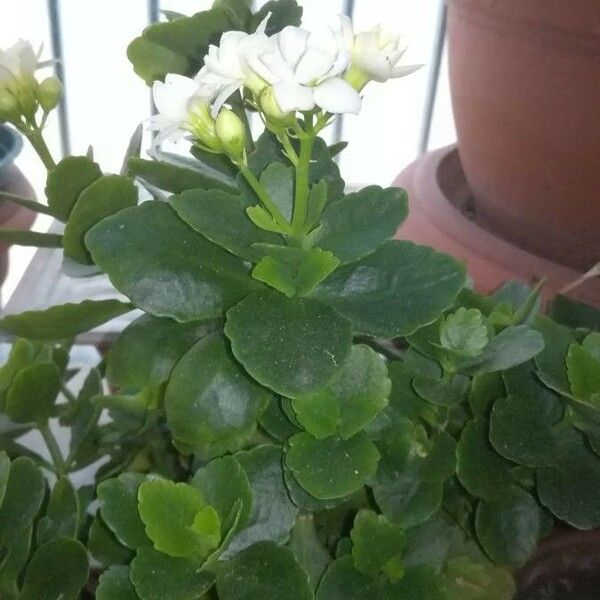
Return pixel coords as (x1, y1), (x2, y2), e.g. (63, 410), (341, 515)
(0, 125), (36, 290)
(446, 0), (600, 272)
(392, 145), (600, 307)
(517, 528), (600, 599)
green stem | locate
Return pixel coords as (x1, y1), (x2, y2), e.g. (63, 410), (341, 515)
(291, 132), (314, 235)
(60, 383), (78, 405)
(40, 423), (66, 474)
(24, 124), (56, 171)
(278, 133), (299, 165)
(238, 163), (288, 227)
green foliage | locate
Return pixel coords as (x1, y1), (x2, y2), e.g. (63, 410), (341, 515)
(138, 479), (221, 559)
(45, 155), (102, 221)
(225, 291), (353, 397)
(2, 4), (599, 596)
(0, 299), (132, 340)
(63, 174), (138, 264)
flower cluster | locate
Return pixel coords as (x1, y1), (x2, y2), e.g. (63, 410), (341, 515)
(0, 40), (61, 125)
(150, 15), (420, 155)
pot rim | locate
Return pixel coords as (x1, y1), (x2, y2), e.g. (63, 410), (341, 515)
(401, 144), (600, 305)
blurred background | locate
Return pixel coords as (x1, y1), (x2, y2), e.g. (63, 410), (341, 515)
(1, 0), (455, 304)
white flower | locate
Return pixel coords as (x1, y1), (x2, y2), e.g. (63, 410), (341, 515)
(346, 25), (422, 88)
(195, 18), (272, 117)
(246, 23), (361, 115)
(148, 74), (211, 145)
(0, 40), (38, 84)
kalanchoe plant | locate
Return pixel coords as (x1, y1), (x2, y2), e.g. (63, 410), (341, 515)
(0, 1), (598, 599)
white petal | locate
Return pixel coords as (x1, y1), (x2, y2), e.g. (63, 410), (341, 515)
(353, 53), (391, 82)
(273, 81), (315, 112)
(245, 53), (278, 84)
(390, 63), (423, 78)
(277, 26), (310, 69)
(294, 48), (332, 84)
(152, 75), (197, 122)
(260, 51), (295, 82)
(211, 82), (241, 118)
(313, 77), (361, 114)
(353, 30), (381, 55)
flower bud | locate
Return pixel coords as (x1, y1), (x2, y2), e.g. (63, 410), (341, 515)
(215, 108), (245, 160)
(259, 86), (296, 130)
(187, 100), (223, 153)
(0, 88), (20, 123)
(36, 76), (62, 112)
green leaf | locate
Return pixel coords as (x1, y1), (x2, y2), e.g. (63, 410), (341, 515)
(106, 314), (212, 392)
(0, 229), (63, 247)
(0, 299), (132, 340)
(97, 566), (139, 600)
(475, 487), (542, 565)
(334, 344), (391, 438)
(216, 541), (312, 600)
(537, 429), (600, 528)
(350, 510), (406, 580)
(468, 371), (505, 416)
(246, 204), (283, 233)
(287, 515), (332, 591)
(549, 294), (600, 331)
(0, 451), (9, 507)
(0, 339), (42, 408)
(36, 476), (79, 544)
(138, 479), (220, 559)
(128, 157), (236, 194)
(188, 146), (239, 188)
(5, 361), (60, 423)
(456, 419), (513, 501)
(308, 138), (345, 202)
(259, 397), (301, 442)
(306, 180), (328, 230)
(252, 244), (339, 297)
(314, 241), (466, 337)
(225, 290), (352, 397)
(86, 202), (255, 321)
(98, 472), (150, 549)
(259, 162), (294, 222)
(192, 455), (252, 532)
(88, 514), (134, 568)
(286, 432), (380, 500)
(0, 190), (58, 217)
(316, 556), (378, 600)
(130, 546), (215, 600)
(0, 524), (32, 597)
(63, 174), (138, 264)
(251, 0), (302, 35)
(382, 566), (446, 600)
(440, 307), (489, 357)
(45, 155), (102, 221)
(19, 538), (89, 600)
(317, 186), (408, 264)
(412, 373), (470, 408)
(567, 339), (600, 402)
(489, 363), (564, 467)
(534, 316), (575, 392)
(223, 445), (298, 558)
(127, 8), (232, 84)
(171, 188), (281, 262)
(457, 325), (544, 375)
(165, 333), (269, 448)
(373, 426), (456, 527)
(213, 0), (252, 29)
(0, 457), (44, 542)
(444, 557), (516, 600)
(292, 390), (340, 439)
